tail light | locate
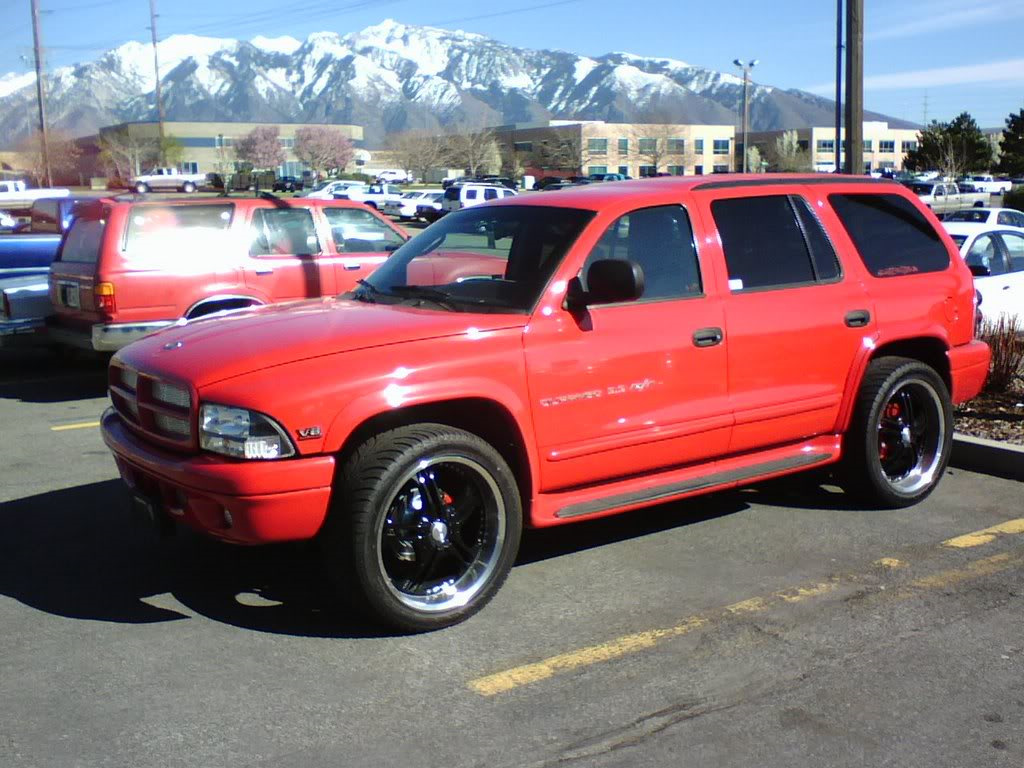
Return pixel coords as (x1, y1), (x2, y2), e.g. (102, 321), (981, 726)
(94, 282), (116, 316)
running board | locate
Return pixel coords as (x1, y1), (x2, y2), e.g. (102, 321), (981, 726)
(554, 451), (834, 520)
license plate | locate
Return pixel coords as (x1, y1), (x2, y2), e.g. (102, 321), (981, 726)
(61, 282), (80, 308)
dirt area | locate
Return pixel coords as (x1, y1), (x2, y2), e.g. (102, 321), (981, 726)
(956, 385), (1024, 446)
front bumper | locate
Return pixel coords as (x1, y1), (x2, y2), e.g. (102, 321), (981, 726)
(101, 408), (336, 544)
(46, 317), (174, 352)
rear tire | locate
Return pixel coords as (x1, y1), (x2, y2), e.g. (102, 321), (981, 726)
(840, 357), (953, 508)
(322, 424), (522, 632)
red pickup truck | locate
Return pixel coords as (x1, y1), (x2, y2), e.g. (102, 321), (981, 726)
(101, 175), (990, 631)
(47, 196), (407, 351)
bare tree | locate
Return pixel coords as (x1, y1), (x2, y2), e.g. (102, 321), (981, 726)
(630, 121), (693, 175)
(447, 128), (500, 177)
(388, 131), (450, 182)
(294, 126), (355, 178)
(17, 130), (81, 185)
(98, 127), (159, 181)
(529, 131), (584, 174)
(765, 130), (812, 172)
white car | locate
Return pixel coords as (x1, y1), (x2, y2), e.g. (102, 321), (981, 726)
(301, 180), (365, 200)
(381, 189), (443, 220)
(341, 183), (405, 209)
(440, 183), (517, 214)
(131, 167), (208, 194)
(943, 207), (1024, 229)
(959, 175), (1014, 195)
(375, 169), (412, 183)
(944, 222), (1024, 324)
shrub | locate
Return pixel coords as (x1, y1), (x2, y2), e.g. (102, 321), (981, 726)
(981, 314), (1024, 393)
(1003, 187), (1024, 212)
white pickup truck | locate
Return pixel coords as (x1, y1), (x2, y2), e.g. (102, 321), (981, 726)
(909, 181), (989, 216)
(131, 167), (208, 194)
(0, 180), (70, 205)
(338, 183), (405, 210)
(959, 175), (1013, 195)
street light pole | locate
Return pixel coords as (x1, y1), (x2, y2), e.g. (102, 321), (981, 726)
(733, 59), (758, 173)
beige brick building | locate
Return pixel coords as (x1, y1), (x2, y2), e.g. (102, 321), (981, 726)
(91, 120), (364, 177)
(493, 120), (736, 177)
(748, 121), (920, 173)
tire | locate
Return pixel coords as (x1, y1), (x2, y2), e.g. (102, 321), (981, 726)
(182, 182), (197, 194)
(135, 182), (149, 194)
(322, 424), (522, 632)
(840, 357), (953, 508)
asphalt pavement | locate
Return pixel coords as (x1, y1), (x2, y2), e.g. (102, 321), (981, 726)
(0, 349), (1022, 768)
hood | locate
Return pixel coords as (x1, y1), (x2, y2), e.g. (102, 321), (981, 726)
(115, 297), (526, 388)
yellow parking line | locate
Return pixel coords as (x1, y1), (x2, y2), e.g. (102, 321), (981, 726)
(50, 421), (101, 432)
(942, 518), (1024, 549)
(468, 550), (1023, 697)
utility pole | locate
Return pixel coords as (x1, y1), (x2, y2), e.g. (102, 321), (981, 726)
(733, 58), (758, 173)
(844, 0), (863, 175)
(30, 0), (52, 188)
(834, 0), (843, 173)
(148, 0), (166, 165)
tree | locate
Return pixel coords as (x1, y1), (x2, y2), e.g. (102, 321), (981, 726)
(99, 127), (159, 180)
(446, 128), (500, 177)
(388, 131), (449, 182)
(904, 112), (991, 176)
(528, 131), (584, 174)
(764, 130), (811, 172)
(997, 108), (1024, 177)
(746, 145), (763, 173)
(294, 126), (355, 178)
(234, 125), (285, 170)
(17, 130), (81, 185)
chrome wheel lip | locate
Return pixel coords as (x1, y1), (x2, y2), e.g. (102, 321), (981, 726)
(876, 377), (946, 495)
(376, 454), (506, 614)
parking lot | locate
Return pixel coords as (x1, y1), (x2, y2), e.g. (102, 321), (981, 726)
(0, 349), (1021, 767)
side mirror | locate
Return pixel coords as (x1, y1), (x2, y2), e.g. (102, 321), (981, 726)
(564, 259), (646, 313)
(968, 263), (990, 278)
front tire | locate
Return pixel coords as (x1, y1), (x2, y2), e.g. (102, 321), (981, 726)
(323, 424), (522, 632)
(135, 182), (149, 194)
(182, 181), (197, 193)
(841, 357), (953, 508)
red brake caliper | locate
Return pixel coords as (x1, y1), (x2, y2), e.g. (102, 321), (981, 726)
(880, 402), (902, 459)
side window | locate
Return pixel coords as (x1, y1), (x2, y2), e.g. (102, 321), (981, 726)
(484, 188), (498, 200)
(249, 208), (320, 257)
(792, 198), (841, 281)
(583, 204), (701, 302)
(828, 193), (950, 277)
(324, 207), (406, 253)
(465, 189), (478, 201)
(1000, 232), (1024, 272)
(997, 211), (1012, 226)
(711, 195), (821, 290)
(965, 235), (1006, 276)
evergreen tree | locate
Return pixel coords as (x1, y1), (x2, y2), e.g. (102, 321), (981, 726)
(996, 108), (1024, 177)
(903, 112), (990, 176)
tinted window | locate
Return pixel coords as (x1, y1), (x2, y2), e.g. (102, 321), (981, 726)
(249, 208), (319, 256)
(711, 195), (816, 290)
(996, 211), (1022, 227)
(324, 207), (405, 253)
(443, 188), (459, 201)
(792, 197), (841, 281)
(1002, 232), (1024, 272)
(583, 205), (701, 301)
(946, 209), (989, 224)
(965, 235), (1005, 276)
(60, 217), (105, 264)
(829, 194), (950, 277)
(484, 188), (498, 200)
(31, 200), (59, 233)
(465, 189), (478, 201)
(949, 234), (968, 248)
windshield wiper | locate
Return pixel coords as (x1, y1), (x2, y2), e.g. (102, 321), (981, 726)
(388, 284), (460, 311)
(351, 278), (380, 303)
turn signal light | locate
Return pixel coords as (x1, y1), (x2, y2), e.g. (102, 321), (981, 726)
(94, 282), (116, 316)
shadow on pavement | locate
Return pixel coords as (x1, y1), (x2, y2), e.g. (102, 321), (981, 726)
(0, 349), (109, 403)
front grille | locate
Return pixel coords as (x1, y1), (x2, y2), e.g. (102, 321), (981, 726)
(109, 364), (195, 450)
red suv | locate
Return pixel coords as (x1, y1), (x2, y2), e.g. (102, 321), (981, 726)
(100, 175), (990, 631)
(47, 197), (407, 351)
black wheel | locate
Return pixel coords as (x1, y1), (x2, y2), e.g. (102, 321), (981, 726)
(323, 424), (522, 632)
(841, 357), (953, 508)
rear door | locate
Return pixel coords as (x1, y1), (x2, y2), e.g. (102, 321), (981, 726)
(320, 205), (407, 293)
(244, 204), (328, 302)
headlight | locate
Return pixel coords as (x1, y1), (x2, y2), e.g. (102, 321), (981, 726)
(199, 403), (296, 460)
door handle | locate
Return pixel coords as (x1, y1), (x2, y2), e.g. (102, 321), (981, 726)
(343, 263), (362, 271)
(844, 309), (871, 328)
(253, 266), (274, 275)
(693, 327), (724, 347)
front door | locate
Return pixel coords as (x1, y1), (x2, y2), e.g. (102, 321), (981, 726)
(524, 203), (732, 491)
(244, 205), (328, 302)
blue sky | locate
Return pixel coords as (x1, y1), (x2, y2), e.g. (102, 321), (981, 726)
(2, 0), (1022, 128)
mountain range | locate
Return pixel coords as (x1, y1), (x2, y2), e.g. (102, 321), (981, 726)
(0, 19), (915, 149)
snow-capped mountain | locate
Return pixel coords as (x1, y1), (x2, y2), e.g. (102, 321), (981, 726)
(0, 19), (912, 148)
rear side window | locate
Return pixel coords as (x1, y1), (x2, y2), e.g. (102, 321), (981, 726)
(60, 217), (105, 264)
(829, 194), (949, 277)
(124, 204), (234, 256)
(465, 189), (478, 201)
(249, 208), (320, 256)
(484, 188), (499, 200)
(324, 207), (406, 253)
(711, 195), (838, 291)
(443, 188), (459, 201)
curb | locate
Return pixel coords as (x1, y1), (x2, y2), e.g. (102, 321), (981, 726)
(951, 433), (1024, 482)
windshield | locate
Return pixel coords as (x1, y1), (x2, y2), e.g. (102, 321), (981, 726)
(349, 205), (594, 313)
(910, 183), (934, 195)
(944, 210), (988, 223)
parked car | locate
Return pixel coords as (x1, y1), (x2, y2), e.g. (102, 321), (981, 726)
(587, 173), (629, 182)
(100, 174), (988, 632)
(943, 222), (1024, 324)
(0, 179), (70, 205)
(0, 196), (93, 278)
(131, 167), (210, 194)
(0, 274), (49, 348)
(271, 176), (305, 193)
(909, 181), (989, 216)
(943, 207), (1024, 229)
(533, 176), (566, 190)
(958, 175), (1013, 195)
(299, 180), (365, 200)
(416, 195), (445, 223)
(375, 169), (412, 184)
(440, 183), (517, 213)
(46, 197), (408, 352)
(381, 190), (444, 220)
(339, 183), (405, 210)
